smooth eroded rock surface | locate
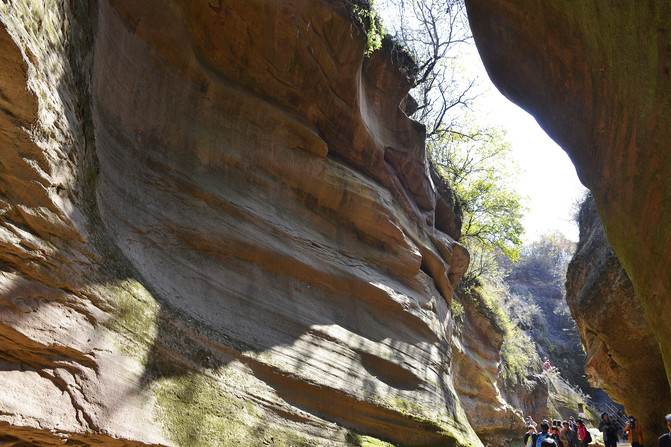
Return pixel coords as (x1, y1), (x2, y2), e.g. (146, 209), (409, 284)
(466, 0), (671, 428)
(451, 296), (523, 446)
(0, 1), (486, 445)
(566, 195), (671, 440)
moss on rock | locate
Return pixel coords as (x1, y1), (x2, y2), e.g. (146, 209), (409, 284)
(152, 370), (324, 447)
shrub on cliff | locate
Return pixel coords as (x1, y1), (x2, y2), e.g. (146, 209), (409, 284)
(346, 0), (385, 55)
(459, 275), (540, 388)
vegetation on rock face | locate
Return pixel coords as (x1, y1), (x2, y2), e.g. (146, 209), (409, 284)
(467, 0), (671, 435)
(346, 433), (398, 447)
(458, 273), (539, 389)
(0, 1), (608, 446)
(376, 0), (598, 432)
(347, 0), (386, 55)
(153, 369), (329, 447)
(503, 232), (590, 391)
(455, 230), (600, 425)
(435, 129), (524, 274)
(377, 0), (525, 276)
(513, 232), (575, 287)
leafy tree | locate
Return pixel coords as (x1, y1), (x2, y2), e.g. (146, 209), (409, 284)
(347, 0), (385, 56)
(378, 0), (525, 278)
(432, 126), (524, 261)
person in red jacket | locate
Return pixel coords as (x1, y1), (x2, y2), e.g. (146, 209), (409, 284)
(624, 416), (643, 447)
(576, 419), (590, 446)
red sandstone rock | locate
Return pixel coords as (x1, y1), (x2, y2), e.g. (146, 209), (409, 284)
(451, 295), (525, 445)
(566, 195), (671, 440)
(466, 0), (671, 436)
(0, 1), (486, 445)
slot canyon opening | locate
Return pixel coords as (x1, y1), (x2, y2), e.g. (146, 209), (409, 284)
(378, 0), (671, 442)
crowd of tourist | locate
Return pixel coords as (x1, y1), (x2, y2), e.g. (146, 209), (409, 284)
(523, 415), (590, 447)
(522, 412), (671, 447)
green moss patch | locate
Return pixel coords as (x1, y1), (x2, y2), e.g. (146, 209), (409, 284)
(152, 370), (327, 447)
(345, 433), (398, 447)
(100, 279), (160, 361)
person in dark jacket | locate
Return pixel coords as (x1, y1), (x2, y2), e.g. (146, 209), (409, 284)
(560, 421), (578, 447)
(569, 417), (578, 432)
(525, 425), (538, 447)
(551, 426), (563, 447)
(599, 413), (618, 447)
(536, 422), (552, 447)
(659, 414), (671, 447)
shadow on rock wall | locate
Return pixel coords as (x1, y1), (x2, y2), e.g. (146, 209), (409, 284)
(0, 0), (480, 446)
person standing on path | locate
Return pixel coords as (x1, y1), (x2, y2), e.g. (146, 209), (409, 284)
(569, 417), (578, 432)
(536, 422), (552, 447)
(560, 421), (578, 447)
(525, 425), (538, 447)
(576, 419), (590, 447)
(551, 426), (562, 446)
(659, 414), (671, 447)
(624, 416), (643, 447)
(599, 413), (618, 447)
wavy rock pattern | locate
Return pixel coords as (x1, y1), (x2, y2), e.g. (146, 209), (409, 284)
(0, 1), (489, 445)
(451, 298), (523, 446)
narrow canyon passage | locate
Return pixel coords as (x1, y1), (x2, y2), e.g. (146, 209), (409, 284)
(0, 1), (669, 446)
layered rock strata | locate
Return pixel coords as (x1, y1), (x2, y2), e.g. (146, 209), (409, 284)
(465, 0), (671, 433)
(0, 0), (488, 445)
(566, 195), (671, 440)
(451, 295), (524, 446)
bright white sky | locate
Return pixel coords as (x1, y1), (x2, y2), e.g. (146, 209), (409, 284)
(377, 5), (588, 243)
(464, 48), (588, 243)
(492, 106), (587, 243)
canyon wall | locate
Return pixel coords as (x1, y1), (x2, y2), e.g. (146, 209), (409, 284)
(0, 0), (519, 445)
(451, 293), (521, 446)
(465, 0), (671, 442)
(566, 194), (671, 441)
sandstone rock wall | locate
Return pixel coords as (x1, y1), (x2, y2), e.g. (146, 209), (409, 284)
(566, 195), (671, 441)
(451, 296), (524, 446)
(465, 0), (671, 440)
(0, 1), (495, 445)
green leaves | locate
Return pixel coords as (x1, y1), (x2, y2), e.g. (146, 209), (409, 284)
(460, 175), (524, 259)
(349, 1), (385, 56)
(377, 0), (526, 278)
(431, 125), (526, 276)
